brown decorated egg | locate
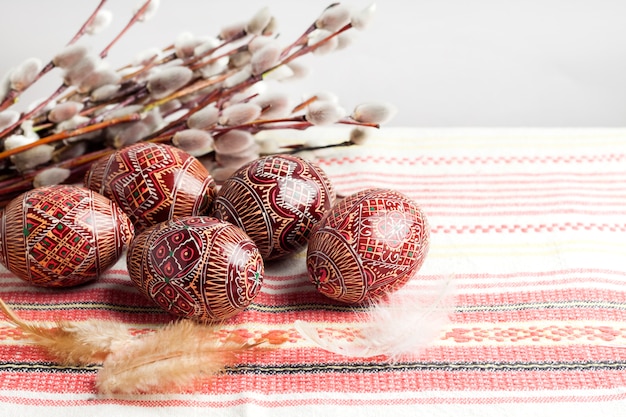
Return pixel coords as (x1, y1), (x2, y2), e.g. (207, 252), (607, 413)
(127, 216), (264, 322)
(0, 185), (134, 287)
(306, 188), (430, 304)
(212, 154), (335, 261)
(84, 142), (217, 232)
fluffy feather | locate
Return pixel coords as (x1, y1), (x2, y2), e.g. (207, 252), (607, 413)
(96, 319), (264, 395)
(0, 297), (285, 394)
(0, 297), (133, 364)
(295, 279), (455, 361)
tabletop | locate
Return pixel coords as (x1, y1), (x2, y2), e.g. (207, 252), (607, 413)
(1, 127), (625, 416)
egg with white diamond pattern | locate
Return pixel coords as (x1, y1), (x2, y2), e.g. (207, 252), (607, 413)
(306, 188), (430, 304)
(212, 154), (335, 261)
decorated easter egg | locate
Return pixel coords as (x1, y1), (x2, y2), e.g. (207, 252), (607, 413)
(0, 185), (134, 287)
(127, 216), (264, 322)
(306, 188), (430, 304)
(84, 142), (217, 232)
(212, 154), (335, 261)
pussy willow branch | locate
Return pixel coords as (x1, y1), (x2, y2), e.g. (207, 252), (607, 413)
(0, 1), (109, 114)
(279, 2), (341, 60)
(148, 17), (355, 139)
(0, 3), (382, 208)
(0, 0), (152, 137)
(144, 72), (234, 112)
(69, 0), (109, 45)
(144, 88), (222, 142)
(100, 0), (154, 58)
(0, 149), (113, 205)
(280, 22), (353, 67)
(0, 113), (140, 161)
(0, 85), (69, 138)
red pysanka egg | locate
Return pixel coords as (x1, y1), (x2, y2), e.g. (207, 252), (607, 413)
(0, 185), (134, 287)
(127, 216), (264, 322)
(212, 154), (335, 261)
(84, 142), (217, 232)
(306, 188), (430, 304)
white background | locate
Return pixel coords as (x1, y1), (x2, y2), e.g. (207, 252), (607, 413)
(1, 0), (625, 127)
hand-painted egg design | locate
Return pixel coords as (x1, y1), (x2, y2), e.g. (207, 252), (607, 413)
(212, 154), (335, 261)
(0, 185), (134, 287)
(127, 216), (264, 322)
(84, 142), (217, 232)
(306, 188), (430, 304)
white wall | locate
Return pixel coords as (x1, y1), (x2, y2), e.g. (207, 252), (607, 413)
(1, 0), (625, 127)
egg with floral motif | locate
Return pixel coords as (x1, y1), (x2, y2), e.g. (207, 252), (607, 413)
(84, 142), (217, 232)
(0, 185), (134, 287)
(127, 216), (264, 322)
(306, 188), (430, 304)
(212, 154), (335, 261)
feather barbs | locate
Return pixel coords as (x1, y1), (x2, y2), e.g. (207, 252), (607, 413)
(0, 297), (286, 394)
(96, 319), (278, 395)
(295, 279), (455, 362)
(0, 297), (134, 365)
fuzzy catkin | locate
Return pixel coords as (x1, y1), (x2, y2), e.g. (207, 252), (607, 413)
(245, 7), (272, 35)
(219, 103), (262, 126)
(10, 58), (42, 91)
(315, 4), (351, 31)
(147, 66), (193, 99)
(213, 129), (255, 155)
(172, 129), (214, 157)
(53, 44), (89, 69)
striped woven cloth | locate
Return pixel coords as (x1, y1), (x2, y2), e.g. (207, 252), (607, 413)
(1, 127), (625, 415)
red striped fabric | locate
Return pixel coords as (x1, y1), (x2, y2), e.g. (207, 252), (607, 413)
(1, 127), (625, 415)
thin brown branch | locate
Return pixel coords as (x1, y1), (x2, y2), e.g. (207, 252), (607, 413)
(279, 22), (353, 68)
(0, 113), (140, 161)
(0, 84), (70, 139)
(68, 0), (109, 45)
(291, 95), (319, 113)
(100, 0), (154, 58)
(0, 1), (108, 113)
(144, 72), (233, 112)
(143, 88), (222, 141)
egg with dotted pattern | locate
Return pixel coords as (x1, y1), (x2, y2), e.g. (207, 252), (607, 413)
(0, 184), (134, 287)
(127, 216), (264, 322)
(306, 188), (430, 304)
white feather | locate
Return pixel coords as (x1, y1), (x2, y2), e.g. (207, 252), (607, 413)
(295, 279), (455, 361)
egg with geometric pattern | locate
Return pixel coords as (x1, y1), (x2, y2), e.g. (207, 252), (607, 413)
(0, 184), (134, 287)
(127, 216), (264, 322)
(306, 188), (430, 304)
(212, 154), (335, 261)
(84, 142), (217, 233)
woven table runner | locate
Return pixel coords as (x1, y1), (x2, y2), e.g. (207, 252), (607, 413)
(1, 127), (625, 416)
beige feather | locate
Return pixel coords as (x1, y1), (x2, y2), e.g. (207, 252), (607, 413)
(0, 297), (286, 394)
(0, 297), (134, 364)
(96, 319), (271, 395)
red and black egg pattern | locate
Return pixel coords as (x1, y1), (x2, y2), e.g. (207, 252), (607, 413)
(127, 216), (264, 322)
(306, 188), (430, 304)
(212, 154), (335, 261)
(84, 142), (217, 232)
(0, 185), (134, 287)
